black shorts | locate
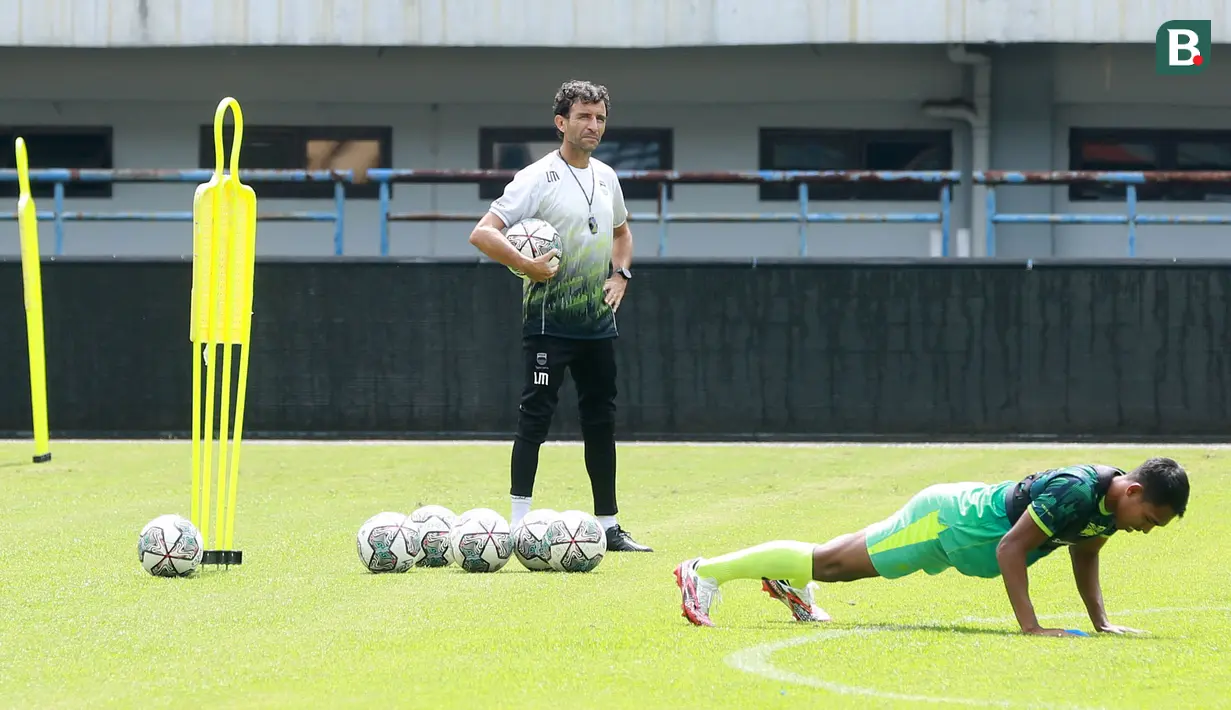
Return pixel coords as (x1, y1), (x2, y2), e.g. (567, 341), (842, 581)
(518, 335), (616, 437)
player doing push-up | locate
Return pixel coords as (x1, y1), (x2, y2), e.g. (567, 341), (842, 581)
(675, 457), (1189, 636)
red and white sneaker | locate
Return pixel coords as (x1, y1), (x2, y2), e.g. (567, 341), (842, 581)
(761, 578), (831, 622)
(674, 557), (720, 627)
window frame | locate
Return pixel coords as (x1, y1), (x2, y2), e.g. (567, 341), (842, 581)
(197, 125), (393, 199)
(0, 126), (114, 199)
(758, 128), (953, 202)
(477, 127), (674, 201)
(1068, 127), (1231, 202)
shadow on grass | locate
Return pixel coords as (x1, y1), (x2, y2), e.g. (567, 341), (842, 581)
(731, 620), (1165, 639)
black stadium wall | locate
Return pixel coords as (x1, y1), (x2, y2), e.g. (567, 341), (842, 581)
(0, 258), (1228, 441)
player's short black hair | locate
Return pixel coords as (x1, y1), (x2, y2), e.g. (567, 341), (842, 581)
(1126, 457), (1189, 516)
(553, 80), (610, 137)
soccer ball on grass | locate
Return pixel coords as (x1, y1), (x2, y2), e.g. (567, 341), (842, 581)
(545, 510), (607, 573)
(513, 508), (558, 571)
(138, 514), (203, 577)
(449, 508), (513, 573)
(410, 504), (457, 568)
(356, 512), (423, 573)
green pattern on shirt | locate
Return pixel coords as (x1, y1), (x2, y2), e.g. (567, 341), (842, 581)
(522, 224), (615, 339)
(1025, 465), (1118, 550)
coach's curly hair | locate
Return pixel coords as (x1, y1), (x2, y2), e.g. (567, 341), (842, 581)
(553, 80), (610, 137)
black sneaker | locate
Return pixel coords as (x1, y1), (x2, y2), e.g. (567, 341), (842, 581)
(606, 524), (653, 552)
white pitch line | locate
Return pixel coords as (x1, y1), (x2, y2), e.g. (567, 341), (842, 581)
(728, 629), (1013, 707)
(726, 628), (1088, 709)
(725, 606), (1231, 708)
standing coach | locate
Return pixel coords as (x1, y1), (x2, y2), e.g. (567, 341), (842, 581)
(467, 79), (652, 553)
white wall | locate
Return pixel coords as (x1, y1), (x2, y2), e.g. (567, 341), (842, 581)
(0, 45), (967, 259)
(2, 44), (1230, 260)
(989, 44), (1231, 259)
(5, 0), (1226, 47)
(1047, 45), (1231, 259)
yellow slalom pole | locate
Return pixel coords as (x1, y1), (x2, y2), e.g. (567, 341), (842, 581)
(191, 111), (223, 554)
(221, 99), (256, 551)
(15, 137), (51, 464)
(192, 96), (256, 568)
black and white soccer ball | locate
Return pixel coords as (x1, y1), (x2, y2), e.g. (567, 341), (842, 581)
(545, 510), (607, 573)
(513, 508), (558, 571)
(138, 514), (203, 577)
(356, 512), (423, 573)
(449, 507), (513, 573)
(409, 504), (456, 568)
(505, 218), (561, 278)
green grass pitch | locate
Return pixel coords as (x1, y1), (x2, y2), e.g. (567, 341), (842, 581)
(1, 441), (1228, 709)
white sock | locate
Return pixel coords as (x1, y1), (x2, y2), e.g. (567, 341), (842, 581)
(511, 496), (532, 528)
(597, 515), (618, 531)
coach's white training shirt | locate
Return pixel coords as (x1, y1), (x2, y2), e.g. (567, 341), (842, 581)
(489, 150), (628, 339)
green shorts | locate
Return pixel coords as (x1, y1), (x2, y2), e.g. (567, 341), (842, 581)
(864, 480), (1033, 579)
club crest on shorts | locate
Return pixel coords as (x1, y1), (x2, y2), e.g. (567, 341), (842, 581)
(536, 352), (547, 367)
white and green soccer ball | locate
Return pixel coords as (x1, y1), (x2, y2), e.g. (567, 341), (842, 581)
(449, 507), (513, 573)
(505, 218), (561, 278)
(138, 514), (203, 577)
(513, 508), (558, 571)
(546, 510), (607, 573)
(409, 505), (457, 568)
(356, 512), (423, 573)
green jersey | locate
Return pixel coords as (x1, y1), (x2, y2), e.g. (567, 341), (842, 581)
(864, 464), (1124, 581)
(489, 150), (627, 340)
(1005, 464), (1122, 552)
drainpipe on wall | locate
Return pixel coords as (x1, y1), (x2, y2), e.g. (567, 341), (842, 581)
(923, 44), (991, 257)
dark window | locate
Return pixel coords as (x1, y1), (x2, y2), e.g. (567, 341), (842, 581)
(1069, 128), (1231, 201)
(478, 128), (673, 201)
(758, 128), (952, 201)
(199, 125), (392, 199)
(0, 126), (113, 198)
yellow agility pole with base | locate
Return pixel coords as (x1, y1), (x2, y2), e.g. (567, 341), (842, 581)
(15, 137), (51, 464)
(190, 97), (257, 568)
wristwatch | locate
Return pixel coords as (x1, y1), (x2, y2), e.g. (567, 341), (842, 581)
(614, 267), (632, 280)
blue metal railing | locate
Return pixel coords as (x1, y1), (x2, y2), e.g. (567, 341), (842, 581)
(975, 171), (1231, 257)
(3, 168), (1229, 258)
(369, 169), (959, 258)
(0, 169), (348, 256)
(0, 168), (958, 257)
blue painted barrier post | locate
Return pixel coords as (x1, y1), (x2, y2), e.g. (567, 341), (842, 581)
(940, 184), (951, 257)
(333, 181), (345, 256)
(985, 185), (997, 257)
(379, 181), (391, 257)
(1126, 185), (1137, 257)
(53, 181), (65, 255)
(798, 182), (809, 257)
(657, 181), (668, 257)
